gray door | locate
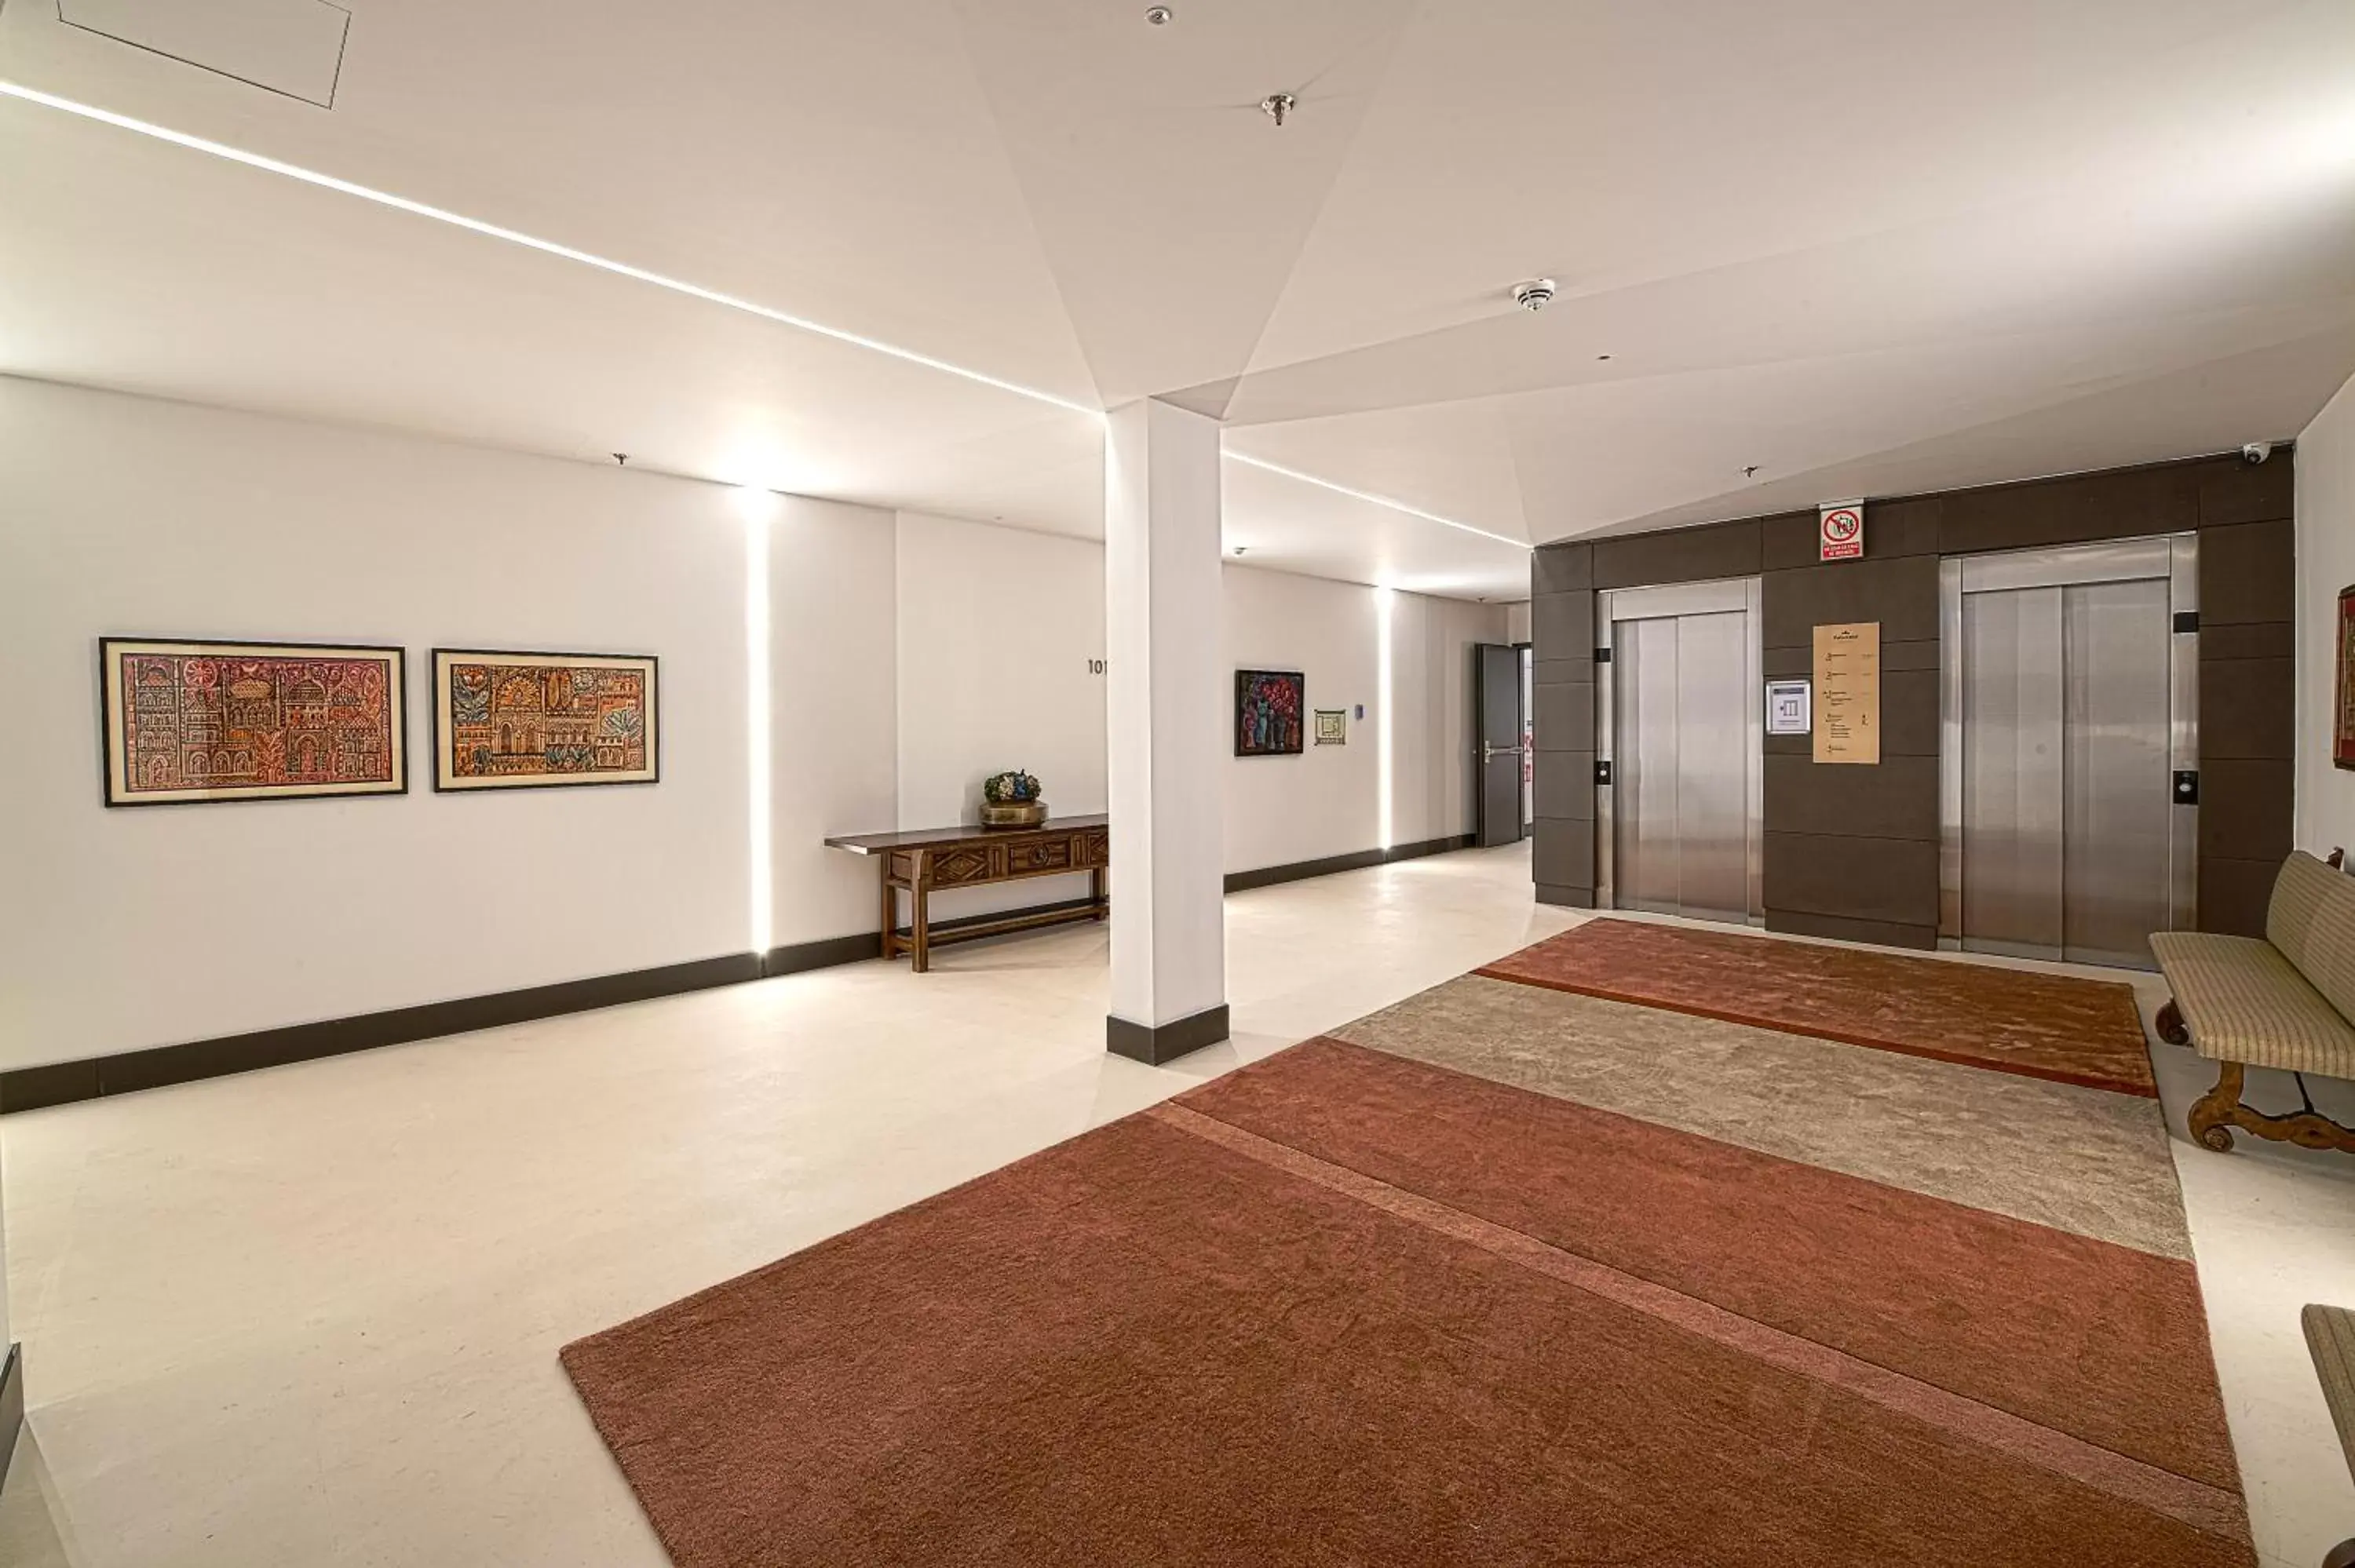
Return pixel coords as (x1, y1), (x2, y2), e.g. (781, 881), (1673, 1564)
(1944, 537), (2195, 968)
(1475, 643), (1524, 848)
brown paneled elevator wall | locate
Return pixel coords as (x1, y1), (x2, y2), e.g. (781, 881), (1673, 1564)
(1528, 451), (2295, 945)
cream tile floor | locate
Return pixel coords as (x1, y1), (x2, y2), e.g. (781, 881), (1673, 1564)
(2, 844), (2352, 1566)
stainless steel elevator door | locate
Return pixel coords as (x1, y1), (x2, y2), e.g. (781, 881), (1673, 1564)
(1958, 576), (2173, 966)
(2062, 578), (2173, 968)
(1612, 610), (1751, 922)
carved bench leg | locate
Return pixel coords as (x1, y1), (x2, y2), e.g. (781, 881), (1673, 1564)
(2155, 997), (2189, 1046)
(2187, 1061), (2247, 1153)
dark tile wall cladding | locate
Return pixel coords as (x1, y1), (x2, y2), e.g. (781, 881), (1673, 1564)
(1529, 451), (2295, 940)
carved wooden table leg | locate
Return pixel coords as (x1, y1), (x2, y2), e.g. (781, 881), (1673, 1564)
(1090, 866), (1107, 921)
(878, 861), (898, 962)
(2187, 1060), (2246, 1153)
(2155, 998), (2189, 1045)
(911, 851), (931, 974)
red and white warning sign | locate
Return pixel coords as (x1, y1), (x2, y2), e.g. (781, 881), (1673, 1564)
(1819, 501), (1865, 562)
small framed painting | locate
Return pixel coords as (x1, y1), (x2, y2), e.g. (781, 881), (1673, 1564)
(433, 649), (659, 791)
(2336, 586), (2355, 771)
(100, 638), (407, 807)
(1235, 669), (1305, 757)
(1314, 709), (1347, 745)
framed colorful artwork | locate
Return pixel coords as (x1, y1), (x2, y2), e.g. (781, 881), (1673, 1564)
(100, 638), (407, 807)
(1314, 709), (1347, 745)
(1235, 669), (1305, 757)
(433, 649), (659, 791)
(2336, 585), (2355, 771)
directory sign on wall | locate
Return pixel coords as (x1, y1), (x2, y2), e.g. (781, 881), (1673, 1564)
(1812, 622), (1880, 764)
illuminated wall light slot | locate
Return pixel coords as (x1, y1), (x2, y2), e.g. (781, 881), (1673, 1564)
(1374, 585), (1395, 851)
(0, 80), (1100, 420)
(1224, 452), (1531, 550)
(740, 490), (775, 959)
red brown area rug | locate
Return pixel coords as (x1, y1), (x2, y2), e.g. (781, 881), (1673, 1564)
(563, 1037), (2246, 1566)
(1479, 917), (2157, 1096)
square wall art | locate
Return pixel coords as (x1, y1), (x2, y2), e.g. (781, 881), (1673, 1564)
(434, 649), (659, 791)
(1235, 669), (1305, 757)
(100, 638), (407, 806)
(1314, 709), (1347, 745)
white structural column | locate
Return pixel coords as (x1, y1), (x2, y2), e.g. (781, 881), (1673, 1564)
(1104, 398), (1229, 1063)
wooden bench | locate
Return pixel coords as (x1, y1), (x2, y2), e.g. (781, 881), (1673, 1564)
(2151, 850), (2355, 1155)
(2303, 1304), (2355, 1568)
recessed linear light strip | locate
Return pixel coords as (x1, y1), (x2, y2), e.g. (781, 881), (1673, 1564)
(0, 79), (1101, 420)
(5, 82), (1539, 534)
(1221, 452), (1530, 550)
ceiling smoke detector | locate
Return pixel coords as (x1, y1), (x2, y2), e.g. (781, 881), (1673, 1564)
(1145, 5), (1173, 24)
(1261, 93), (1295, 127)
(1511, 278), (1557, 312)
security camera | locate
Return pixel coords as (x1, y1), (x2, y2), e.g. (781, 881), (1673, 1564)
(2242, 441), (2273, 465)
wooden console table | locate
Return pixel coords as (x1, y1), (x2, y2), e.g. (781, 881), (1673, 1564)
(824, 815), (1108, 972)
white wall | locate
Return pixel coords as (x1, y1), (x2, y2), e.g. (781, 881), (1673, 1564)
(1222, 566), (1382, 871)
(1392, 590), (1510, 848)
(1218, 564), (1509, 873)
(887, 522), (1506, 885)
(761, 493), (900, 949)
(2298, 372), (2355, 857)
(0, 379), (1517, 1074)
(893, 512), (1105, 918)
(0, 378), (760, 1073)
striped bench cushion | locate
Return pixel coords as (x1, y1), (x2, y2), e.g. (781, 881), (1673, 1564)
(2149, 930), (2355, 1078)
(2306, 1304), (2355, 1482)
(2270, 851), (2355, 1025)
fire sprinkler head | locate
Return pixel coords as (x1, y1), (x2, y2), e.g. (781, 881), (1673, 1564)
(1145, 5), (1173, 23)
(1261, 93), (1295, 127)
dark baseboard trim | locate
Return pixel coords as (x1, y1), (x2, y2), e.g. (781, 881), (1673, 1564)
(763, 932), (882, 976)
(1106, 1003), (1231, 1066)
(0, 1343), (20, 1493)
(0, 952), (761, 1114)
(1225, 833), (1478, 894)
(2, 893), (1125, 1115)
(1535, 883), (1596, 909)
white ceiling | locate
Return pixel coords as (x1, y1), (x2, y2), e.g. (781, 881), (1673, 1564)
(4, 0), (2353, 601)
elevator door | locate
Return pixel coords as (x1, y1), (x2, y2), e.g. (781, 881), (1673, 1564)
(1942, 537), (2196, 968)
(1598, 578), (1762, 924)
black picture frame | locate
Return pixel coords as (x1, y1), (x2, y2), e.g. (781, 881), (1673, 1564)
(1235, 668), (1306, 757)
(98, 636), (410, 808)
(430, 647), (662, 793)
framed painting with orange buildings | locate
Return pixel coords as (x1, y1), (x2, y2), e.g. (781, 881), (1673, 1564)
(100, 637), (407, 807)
(432, 648), (659, 792)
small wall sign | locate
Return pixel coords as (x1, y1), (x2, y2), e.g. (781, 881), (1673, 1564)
(1765, 678), (1812, 736)
(1819, 501), (1865, 562)
(1314, 709), (1347, 745)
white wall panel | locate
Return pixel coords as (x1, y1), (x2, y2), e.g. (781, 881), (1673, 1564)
(0, 377), (754, 1071)
(763, 494), (899, 948)
(2297, 370), (2355, 856)
(894, 512), (1104, 919)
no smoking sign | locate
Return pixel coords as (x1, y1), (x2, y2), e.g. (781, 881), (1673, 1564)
(1818, 501), (1865, 562)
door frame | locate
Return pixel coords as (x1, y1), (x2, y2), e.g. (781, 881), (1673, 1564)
(1594, 575), (1765, 921)
(1937, 533), (2200, 953)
